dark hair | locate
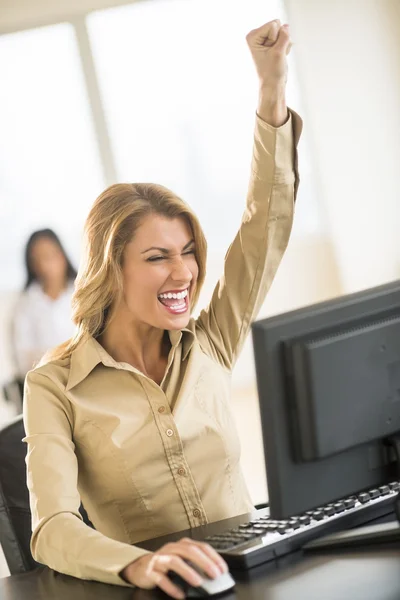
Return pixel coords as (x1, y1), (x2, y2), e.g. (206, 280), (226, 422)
(24, 228), (77, 290)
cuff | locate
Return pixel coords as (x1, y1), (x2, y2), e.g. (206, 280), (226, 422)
(252, 107), (300, 184)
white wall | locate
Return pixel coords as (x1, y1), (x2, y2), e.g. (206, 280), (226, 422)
(286, 0), (400, 293)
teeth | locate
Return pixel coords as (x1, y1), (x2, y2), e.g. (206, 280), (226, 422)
(158, 289), (188, 300)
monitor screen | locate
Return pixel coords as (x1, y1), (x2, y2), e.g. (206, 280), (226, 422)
(252, 280), (400, 519)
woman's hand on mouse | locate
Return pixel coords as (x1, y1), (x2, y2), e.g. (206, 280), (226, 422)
(122, 537), (228, 599)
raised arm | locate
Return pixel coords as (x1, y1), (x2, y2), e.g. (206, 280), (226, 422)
(195, 20), (302, 369)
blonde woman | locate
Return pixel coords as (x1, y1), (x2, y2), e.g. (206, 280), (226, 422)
(23, 19), (302, 598)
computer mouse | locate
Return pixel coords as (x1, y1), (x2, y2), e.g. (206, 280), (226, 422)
(168, 564), (236, 597)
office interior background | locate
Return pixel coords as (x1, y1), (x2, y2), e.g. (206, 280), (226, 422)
(1, 0), (400, 578)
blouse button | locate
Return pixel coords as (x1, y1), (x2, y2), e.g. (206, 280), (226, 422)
(192, 508), (201, 518)
(158, 406), (166, 413)
(166, 429), (174, 437)
(178, 467), (186, 476)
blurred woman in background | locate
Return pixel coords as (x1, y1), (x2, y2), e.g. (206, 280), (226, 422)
(11, 228), (77, 381)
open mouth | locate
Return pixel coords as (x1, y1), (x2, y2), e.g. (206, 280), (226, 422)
(157, 288), (189, 315)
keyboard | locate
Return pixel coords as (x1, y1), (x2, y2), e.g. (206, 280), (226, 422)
(205, 482), (400, 569)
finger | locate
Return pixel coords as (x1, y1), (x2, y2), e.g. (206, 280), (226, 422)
(164, 555), (204, 587)
(154, 572), (185, 600)
(247, 19), (281, 47)
(180, 538), (227, 573)
(187, 540), (229, 573)
(274, 24), (292, 53)
(171, 541), (223, 579)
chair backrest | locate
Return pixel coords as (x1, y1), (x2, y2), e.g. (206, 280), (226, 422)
(0, 414), (38, 574)
(0, 414), (94, 575)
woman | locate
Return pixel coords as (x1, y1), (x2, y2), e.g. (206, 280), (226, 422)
(23, 20), (302, 598)
(12, 228), (76, 380)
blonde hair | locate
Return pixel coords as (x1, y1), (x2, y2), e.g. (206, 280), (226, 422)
(43, 183), (207, 364)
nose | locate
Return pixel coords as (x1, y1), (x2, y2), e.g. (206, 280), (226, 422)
(171, 258), (193, 284)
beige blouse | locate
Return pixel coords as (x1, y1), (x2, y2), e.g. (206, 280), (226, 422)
(23, 109), (302, 587)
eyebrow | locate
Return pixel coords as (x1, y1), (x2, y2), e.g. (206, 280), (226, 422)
(141, 239), (195, 254)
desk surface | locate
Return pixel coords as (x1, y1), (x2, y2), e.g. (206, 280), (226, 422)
(2, 511), (400, 600)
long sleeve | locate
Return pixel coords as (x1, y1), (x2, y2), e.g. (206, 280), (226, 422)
(23, 370), (150, 586)
(195, 109), (302, 369)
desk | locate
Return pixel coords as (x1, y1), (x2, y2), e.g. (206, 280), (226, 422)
(1, 511), (400, 600)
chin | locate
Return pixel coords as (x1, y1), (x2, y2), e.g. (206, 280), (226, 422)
(164, 313), (191, 330)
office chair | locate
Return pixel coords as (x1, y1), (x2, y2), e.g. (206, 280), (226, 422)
(0, 414), (93, 575)
(2, 378), (23, 414)
(0, 414), (37, 574)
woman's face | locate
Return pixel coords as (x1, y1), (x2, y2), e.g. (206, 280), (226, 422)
(120, 214), (199, 331)
(30, 238), (68, 284)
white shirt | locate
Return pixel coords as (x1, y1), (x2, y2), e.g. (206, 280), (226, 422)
(12, 281), (75, 378)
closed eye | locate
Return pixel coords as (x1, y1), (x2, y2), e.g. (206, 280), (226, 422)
(147, 256), (165, 262)
(147, 249), (195, 262)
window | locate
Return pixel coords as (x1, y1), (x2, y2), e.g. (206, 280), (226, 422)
(0, 23), (105, 289)
(0, 1), (323, 288)
(88, 0), (322, 254)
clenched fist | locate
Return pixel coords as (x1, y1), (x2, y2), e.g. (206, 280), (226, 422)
(246, 19), (292, 126)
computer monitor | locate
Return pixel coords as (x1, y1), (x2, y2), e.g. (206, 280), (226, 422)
(252, 279), (400, 522)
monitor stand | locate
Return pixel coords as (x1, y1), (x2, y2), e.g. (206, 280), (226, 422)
(304, 435), (400, 552)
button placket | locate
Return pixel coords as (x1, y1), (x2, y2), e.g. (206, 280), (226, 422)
(146, 384), (206, 525)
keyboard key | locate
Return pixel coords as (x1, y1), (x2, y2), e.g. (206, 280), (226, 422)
(209, 541), (234, 550)
(344, 498), (356, 509)
(312, 510), (324, 521)
(299, 515), (311, 525)
(379, 485), (390, 495)
(288, 519), (300, 530)
(243, 528), (264, 536)
(389, 481), (400, 491)
(369, 489), (380, 499)
(323, 505), (336, 516)
(358, 492), (370, 503)
(333, 502), (345, 513)
(277, 525), (292, 534)
(227, 532), (253, 540)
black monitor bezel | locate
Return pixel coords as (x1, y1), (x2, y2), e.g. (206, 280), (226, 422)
(252, 280), (400, 519)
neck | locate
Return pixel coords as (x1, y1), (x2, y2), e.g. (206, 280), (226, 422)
(98, 310), (169, 377)
(41, 278), (67, 300)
